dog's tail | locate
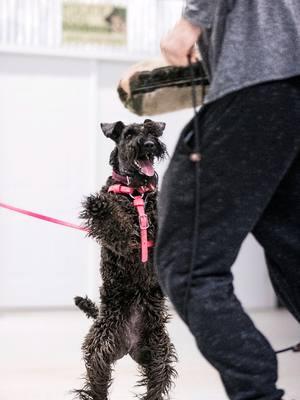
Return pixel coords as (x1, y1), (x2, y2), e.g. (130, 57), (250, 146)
(74, 296), (99, 319)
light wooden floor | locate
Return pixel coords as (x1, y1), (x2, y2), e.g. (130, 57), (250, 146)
(0, 308), (299, 400)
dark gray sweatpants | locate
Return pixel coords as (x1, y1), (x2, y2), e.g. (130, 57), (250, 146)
(154, 77), (300, 400)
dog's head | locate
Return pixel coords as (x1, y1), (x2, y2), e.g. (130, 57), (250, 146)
(100, 119), (167, 184)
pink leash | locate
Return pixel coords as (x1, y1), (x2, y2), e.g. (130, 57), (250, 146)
(0, 201), (89, 232)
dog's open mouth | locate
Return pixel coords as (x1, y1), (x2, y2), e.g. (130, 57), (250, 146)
(134, 156), (155, 177)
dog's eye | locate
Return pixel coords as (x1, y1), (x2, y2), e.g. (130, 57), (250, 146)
(124, 129), (135, 139)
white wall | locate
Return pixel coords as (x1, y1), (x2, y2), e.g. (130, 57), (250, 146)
(0, 54), (98, 308)
(0, 51), (276, 309)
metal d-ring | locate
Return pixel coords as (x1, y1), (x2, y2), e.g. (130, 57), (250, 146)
(129, 192), (144, 199)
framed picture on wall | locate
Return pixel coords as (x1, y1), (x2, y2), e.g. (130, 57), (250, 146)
(63, 0), (127, 46)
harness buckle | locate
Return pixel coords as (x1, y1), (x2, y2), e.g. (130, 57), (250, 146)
(139, 214), (149, 229)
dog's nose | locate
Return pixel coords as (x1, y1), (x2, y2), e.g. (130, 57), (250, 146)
(144, 140), (155, 151)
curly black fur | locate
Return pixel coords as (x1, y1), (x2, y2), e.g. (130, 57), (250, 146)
(74, 120), (177, 400)
(74, 296), (99, 319)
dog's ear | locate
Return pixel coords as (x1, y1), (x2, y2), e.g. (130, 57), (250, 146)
(144, 119), (166, 136)
(156, 122), (166, 132)
(100, 121), (125, 142)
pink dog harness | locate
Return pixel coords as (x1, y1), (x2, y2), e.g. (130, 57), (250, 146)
(108, 171), (156, 263)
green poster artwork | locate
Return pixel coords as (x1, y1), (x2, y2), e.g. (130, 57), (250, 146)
(63, 2), (127, 46)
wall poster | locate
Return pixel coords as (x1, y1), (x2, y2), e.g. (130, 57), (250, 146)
(63, 1), (127, 46)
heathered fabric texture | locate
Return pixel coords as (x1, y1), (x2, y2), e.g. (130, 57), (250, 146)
(155, 76), (300, 400)
(183, 0), (300, 104)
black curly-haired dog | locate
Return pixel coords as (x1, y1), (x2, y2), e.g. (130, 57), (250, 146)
(74, 119), (177, 400)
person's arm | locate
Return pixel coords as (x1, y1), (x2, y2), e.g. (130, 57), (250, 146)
(160, 1), (217, 66)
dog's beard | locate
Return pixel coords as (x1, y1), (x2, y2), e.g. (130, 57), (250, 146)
(119, 156), (155, 177)
(110, 140), (167, 178)
(127, 144), (166, 177)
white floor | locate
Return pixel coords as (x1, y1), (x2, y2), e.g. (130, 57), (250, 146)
(0, 308), (299, 400)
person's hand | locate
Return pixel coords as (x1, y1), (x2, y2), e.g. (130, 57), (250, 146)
(160, 17), (202, 67)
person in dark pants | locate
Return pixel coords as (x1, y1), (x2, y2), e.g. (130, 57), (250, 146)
(156, 1), (300, 400)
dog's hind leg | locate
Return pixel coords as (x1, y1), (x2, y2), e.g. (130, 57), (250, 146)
(132, 325), (177, 400)
(78, 349), (112, 400)
(74, 317), (127, 400)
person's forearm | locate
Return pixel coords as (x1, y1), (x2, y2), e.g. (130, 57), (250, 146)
(183, 0), (218, 29)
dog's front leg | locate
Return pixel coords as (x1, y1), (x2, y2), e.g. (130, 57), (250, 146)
(80, 193), (112, 241)
(80, 193), (133, 254)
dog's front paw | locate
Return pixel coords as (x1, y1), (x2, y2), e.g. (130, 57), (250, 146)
(80, 193), (111, 240)
(81, 193), (109, 220)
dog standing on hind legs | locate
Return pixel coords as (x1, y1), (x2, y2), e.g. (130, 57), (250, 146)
(74, 119), (177, 400)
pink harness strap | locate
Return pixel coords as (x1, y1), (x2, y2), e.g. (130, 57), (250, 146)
(108, 182), (155, 263)
(133, 196), (151, 263)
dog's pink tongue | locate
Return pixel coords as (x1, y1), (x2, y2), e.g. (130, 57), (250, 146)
(139, 160), (155, 176)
